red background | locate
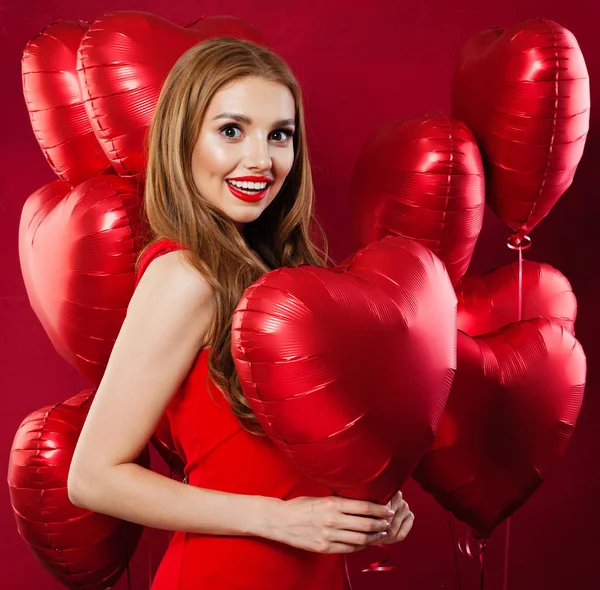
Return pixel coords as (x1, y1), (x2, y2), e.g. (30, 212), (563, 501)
(2, 1), (599, 589)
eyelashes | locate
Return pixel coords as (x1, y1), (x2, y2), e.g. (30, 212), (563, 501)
(270, 128), (295, 142)
(219, 124), (295, 143)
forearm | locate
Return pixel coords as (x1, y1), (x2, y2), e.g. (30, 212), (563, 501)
(69, 462), (282, 537)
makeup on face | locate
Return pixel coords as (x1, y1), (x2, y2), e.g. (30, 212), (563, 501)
(190, 76), (296, 225)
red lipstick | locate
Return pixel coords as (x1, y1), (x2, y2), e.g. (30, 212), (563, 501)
(226, 181), (269, 203)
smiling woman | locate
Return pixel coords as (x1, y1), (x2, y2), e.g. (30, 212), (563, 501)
(67, 37), (413, 590)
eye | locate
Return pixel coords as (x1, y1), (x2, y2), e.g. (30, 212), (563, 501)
(270, 128), (295, 143)
(220, 124), (243, 140)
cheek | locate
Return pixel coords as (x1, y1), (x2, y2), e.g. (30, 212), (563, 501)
(275, 148), (295, 176)
(193, 139), (235, 179)
(207, 146), (233, 170)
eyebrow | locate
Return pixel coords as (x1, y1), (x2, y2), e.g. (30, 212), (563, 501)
(213, 112), (296, 128)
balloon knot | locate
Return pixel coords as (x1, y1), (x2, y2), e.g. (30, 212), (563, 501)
(507, 233), (531, 251)
(458, 529), (488, 559)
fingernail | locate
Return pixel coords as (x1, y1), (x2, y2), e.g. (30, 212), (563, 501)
(386, 508), (395, 517)
(379, 531), (388, 537)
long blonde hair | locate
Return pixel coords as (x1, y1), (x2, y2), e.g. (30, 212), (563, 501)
(141, 37), (329, 436)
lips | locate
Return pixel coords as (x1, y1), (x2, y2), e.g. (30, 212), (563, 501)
(226, 181), (269, 203)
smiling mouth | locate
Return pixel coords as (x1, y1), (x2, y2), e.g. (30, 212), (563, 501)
(225, 180), (270, 202)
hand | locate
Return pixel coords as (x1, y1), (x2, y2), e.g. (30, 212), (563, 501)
(268, 495), (394, 554)
(368, 490), (414, 545)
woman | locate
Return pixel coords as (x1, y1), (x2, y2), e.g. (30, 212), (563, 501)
(67, 37), (414, 589)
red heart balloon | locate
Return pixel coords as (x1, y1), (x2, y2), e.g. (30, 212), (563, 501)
(18, 175), (147, 384)
(8, 391), (149, 589)
(77, 11), (266, 176)
(350, 114), (485, 285)
(452, 18), (590, 241)
(457, 261), (577, 336)
(22, 20), (112, 183)
(413, 319), (586, 537)
(232, 236), (457, 502)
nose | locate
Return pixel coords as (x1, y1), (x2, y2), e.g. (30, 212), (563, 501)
(244, 134), (272, 172)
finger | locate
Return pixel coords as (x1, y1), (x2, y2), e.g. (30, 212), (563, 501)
(394, 511), (415, 542)
(374, 512), (411, 546)
(395, 499), (410, 520)
(338, 498), (392, 520)
(386, 490), (403, 511)
(329, 529), (387, 546)
(365, 530), (391, 545)
(384, 498), (407, 531)
(335, 514), (389, 534)
(386, 503), (410, 537)
(389, 500), (410, 527)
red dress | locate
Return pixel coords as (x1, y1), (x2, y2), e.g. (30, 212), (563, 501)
(136, 239), (344, 590)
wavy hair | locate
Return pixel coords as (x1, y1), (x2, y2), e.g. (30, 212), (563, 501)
(140, 37), (329, 436)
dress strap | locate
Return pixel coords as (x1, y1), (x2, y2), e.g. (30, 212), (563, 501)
(135, 238), (186, 287)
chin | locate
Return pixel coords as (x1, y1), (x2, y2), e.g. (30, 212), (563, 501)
(225, 203), (268, 225)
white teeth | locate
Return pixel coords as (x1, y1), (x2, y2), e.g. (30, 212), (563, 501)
(228, 180), (268, 191)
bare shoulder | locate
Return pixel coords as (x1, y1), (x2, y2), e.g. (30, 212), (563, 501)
(132, 250), (214, 325)
(126, 249), (216, 352)
(136, 249), (213, 302)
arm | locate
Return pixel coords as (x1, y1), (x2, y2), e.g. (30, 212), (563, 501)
(67, 250), (279, 536)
